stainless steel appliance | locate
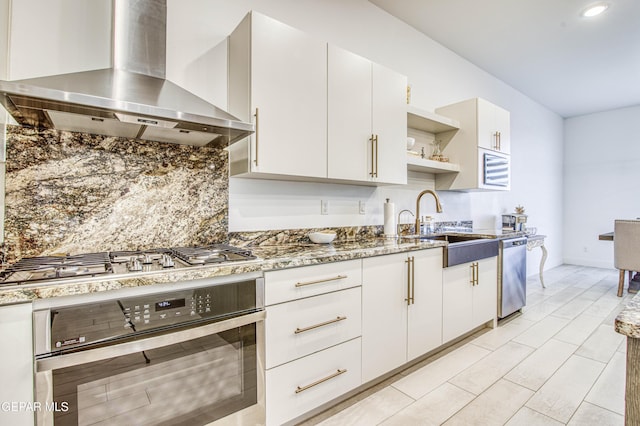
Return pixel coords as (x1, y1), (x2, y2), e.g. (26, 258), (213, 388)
(0, 244), (257, 286)
(502, 214), (528, 232)
(0, 0), (254, 147)
(483, 151), (510, 188)
(498, 237), (527, 319)
(33, 274), (265, 426)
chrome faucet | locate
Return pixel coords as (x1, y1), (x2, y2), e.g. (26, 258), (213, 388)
(397, 209), (415, 236)
(415, 189), (443, 234)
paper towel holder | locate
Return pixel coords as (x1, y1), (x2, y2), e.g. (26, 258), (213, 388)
(383, 198), (397, 239)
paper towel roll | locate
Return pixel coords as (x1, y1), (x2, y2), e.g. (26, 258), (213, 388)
(384, 199), (396, 237)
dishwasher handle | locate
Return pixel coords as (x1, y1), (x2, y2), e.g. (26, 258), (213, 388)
(502, 237), (527, 248)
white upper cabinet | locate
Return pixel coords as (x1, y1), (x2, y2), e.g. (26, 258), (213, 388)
(327, 45), (407, 185)
(229, 13), (407, 185)
(372, 63), (408, 185)
(434, 98), (511, 191)
(228, 11), (327, 179)
(327, 45), (371, 182)
(477, 98), (510, 154)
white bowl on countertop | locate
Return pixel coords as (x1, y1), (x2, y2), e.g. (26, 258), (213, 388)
(308, 231), (337, 244)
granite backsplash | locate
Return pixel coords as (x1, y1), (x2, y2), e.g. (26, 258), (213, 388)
(3, 125), (229, 262)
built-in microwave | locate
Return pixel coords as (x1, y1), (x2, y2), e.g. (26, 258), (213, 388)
(482, 149), (510, 189)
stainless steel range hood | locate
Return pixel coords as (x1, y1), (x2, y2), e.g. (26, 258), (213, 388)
(0, 0), (253, 147)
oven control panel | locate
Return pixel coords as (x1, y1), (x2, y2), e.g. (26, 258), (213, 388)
(46, 279), (260, 353)
(121, 289), (214, 328)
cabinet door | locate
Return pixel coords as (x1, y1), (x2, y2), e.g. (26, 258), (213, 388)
(372, 63), (407, 185)
(327, 45), (371, 182)
(473, 257), (498, 326)
(477, 98), (510, 154)
(494, 104), (511, 154)
(250, 12), (327, 178)
(265, 287), (362, 369)
(407, 249), (443, 360)
(442, 262), (475, 343)
(0, 303), (33, 426)
(362, 253), (407, 383)
(266, 338), (361, 426)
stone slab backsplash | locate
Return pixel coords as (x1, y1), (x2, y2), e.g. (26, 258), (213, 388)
(4, 126), (228, 262)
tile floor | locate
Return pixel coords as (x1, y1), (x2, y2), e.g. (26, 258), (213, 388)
(301, 265), (632, 425)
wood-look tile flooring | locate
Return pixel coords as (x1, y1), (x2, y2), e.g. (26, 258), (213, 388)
(301, 265), (631, 426)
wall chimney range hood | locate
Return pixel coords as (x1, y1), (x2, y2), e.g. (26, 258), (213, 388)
(0, 0), (253, 147)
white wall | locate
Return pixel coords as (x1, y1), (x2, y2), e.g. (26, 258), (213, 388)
(563, 105), (640, 267)
(6, 0), (111, 80)
(166, 0), (564, 274)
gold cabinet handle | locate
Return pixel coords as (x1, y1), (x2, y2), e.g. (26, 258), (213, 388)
(294, 316), (347, 334)
(471, 262), (479, 286)
(369, 134), (376, 178)
(295, 275), (348, 288)
(295, 369), (347, 394)
(497, 131), (501, 151)
(405, 257), (412, 305)
(253, 107), (260, 166)
(410, 256), (415, 304)
(404, 256), (415, 305)
(475, 262), (480, 285)
(374, 134), (379, 178)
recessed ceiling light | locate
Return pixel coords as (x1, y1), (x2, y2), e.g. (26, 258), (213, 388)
(581, 2), (609, 17)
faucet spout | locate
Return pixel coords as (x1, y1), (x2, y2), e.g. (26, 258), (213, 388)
(415, 189), (443, 234)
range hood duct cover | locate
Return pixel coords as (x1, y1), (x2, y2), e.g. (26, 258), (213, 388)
(0, 0), (253, 147)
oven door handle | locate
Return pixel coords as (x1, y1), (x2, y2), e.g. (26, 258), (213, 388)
(35, 310), (265, 372)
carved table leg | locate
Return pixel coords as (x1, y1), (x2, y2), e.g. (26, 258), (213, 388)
(539, 244), (547, 288)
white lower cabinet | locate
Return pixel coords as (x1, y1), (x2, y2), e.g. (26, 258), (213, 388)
(0, 303), (34, 426)
(442, 256), (498, 343)
(265, 337), (361, 426)
(361, 248), (443, 383)
(265, 286), (361, 369)
(264, 260), (363, 425)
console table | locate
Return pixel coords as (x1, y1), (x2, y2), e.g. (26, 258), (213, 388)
(527, 235), (547, 288)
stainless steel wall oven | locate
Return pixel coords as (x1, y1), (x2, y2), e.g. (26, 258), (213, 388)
(33, 274), (265, 426)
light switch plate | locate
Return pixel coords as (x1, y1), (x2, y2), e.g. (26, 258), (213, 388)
(359, 201), (366, 215)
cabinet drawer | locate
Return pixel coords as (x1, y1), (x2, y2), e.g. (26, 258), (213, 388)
(264, 259), (362, 305)
(266, 338), (361, 426)
(266, 286), (361, 369)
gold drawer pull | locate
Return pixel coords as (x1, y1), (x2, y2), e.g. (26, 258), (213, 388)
(294, 316), (347, 334)
(295, 369), (347, 394)
(295, 275), (348, 287)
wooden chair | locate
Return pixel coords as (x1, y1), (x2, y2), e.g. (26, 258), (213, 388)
(614, 219), (640, 297)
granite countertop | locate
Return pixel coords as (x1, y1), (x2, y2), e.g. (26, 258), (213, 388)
(0, 237), (448, 306)
(615, 293), (640, 338)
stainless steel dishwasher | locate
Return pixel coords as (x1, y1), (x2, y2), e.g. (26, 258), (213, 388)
(498, 236), (527, 319)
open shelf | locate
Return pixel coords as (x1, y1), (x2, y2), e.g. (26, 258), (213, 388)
(407, 105), (460, 133)
(407, 154), (460, 174)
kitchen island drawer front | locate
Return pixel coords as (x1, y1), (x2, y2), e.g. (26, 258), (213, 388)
(266, 286), (361, 369)
(265, 259), (362, 305)
(265, 337), (361, 426)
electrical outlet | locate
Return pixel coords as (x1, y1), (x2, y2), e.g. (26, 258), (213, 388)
(359, 201), (366, 215)
(321, 200), (329, 215)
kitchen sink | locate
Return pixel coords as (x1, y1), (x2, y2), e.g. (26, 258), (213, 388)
(408, 234), (500, 267)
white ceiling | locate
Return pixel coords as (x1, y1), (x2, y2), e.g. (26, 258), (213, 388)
(369, 0), (640, 118)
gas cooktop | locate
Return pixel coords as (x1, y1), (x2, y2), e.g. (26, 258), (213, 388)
(0, 244), (257, 286)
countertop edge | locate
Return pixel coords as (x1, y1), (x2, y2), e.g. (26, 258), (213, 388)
(615, 292), (640, 338)
(0, 239), (449, 306)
